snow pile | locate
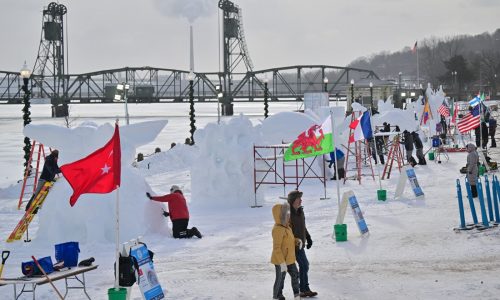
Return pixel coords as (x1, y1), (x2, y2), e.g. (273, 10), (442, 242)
(190, 114), (264, 207)
(22, 120), (170, 245)
(138, 143), (198, 174)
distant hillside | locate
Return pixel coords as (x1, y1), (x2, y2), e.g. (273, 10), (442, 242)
(349, 29), (500, 97)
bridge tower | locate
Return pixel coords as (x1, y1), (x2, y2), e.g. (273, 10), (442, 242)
(32, 2), (68, 117)
(218, 0), (254, 116)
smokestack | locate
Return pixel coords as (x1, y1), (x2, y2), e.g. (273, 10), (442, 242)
(190, 25), (194, 72)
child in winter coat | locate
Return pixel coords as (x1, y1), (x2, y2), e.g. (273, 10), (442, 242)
(271, 202), (301, 300)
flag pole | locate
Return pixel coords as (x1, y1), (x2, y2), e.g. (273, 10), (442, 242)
(416, 45), (420, 88)
(369, 109), (383, 190)
(115, 185), (120, 290)
(329, 109), (341, 208)
(114, 118), (120, 291)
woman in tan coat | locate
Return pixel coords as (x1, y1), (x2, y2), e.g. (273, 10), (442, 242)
(271, 202), (300, 300)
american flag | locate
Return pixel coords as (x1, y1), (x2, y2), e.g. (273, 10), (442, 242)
(438, 102), (450, 117)
(457, 105), (480, 133)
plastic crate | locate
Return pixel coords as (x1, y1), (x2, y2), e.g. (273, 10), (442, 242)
(55, 241), (80, 267)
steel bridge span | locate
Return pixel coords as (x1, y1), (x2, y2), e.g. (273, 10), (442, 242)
(0, 65), (378, 104)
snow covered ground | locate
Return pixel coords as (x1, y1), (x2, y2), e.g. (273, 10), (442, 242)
(0, 102), (500, 300)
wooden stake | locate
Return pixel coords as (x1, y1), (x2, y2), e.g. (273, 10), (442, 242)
(31, 256), (64, 300)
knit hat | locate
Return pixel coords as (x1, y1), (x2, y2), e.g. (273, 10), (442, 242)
(287, 190), (303, 205)
(170, 185), (181, 193)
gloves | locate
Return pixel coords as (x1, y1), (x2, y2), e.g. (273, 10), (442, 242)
(162, 210), (170, 217)
(280, 262), (287, 273)
(146, 192), (152, 199)
(296, 239), (303, 250)
(306, 235), (313, 249)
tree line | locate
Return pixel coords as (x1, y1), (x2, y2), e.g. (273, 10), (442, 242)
(349, 29), (500, 100)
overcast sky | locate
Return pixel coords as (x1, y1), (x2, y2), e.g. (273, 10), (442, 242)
(1, 0), (499, 74)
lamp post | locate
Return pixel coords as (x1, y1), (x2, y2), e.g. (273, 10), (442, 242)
(216, 85), (223, 124)
(494, 74), (497, 99)
(263, 76), (269, 119)
(452, 71), (458, 100)
(369, 82), (373, 109)
(114, 82), (130, 125)
(350, 79), (354, 110)
(20, 62), (32, 169)
(323, 76), (329, 93)
(188, 72), (196, 144)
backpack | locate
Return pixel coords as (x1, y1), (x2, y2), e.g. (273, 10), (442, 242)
(114, 250), (139, 287)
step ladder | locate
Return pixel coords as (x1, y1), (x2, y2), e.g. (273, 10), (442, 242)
(17, 141), (47, 210)
(382, 135), (405, 179)
(344, 112), (375, 184)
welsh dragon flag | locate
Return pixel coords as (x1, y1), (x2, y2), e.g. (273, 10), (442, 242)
(284, 116), (334, 161)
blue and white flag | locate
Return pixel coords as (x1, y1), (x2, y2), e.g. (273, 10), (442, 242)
(468, 95), (482, 107)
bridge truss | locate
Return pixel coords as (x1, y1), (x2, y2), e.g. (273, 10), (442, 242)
(0, 65), (378, 104)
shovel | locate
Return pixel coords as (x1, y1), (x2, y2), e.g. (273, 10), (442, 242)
(0, 250), (10, 278)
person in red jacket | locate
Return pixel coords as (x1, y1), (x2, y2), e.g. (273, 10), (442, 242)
(147, 185), (202, 239)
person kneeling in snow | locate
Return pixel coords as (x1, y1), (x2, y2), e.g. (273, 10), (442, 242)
(146, 185), (202, 239)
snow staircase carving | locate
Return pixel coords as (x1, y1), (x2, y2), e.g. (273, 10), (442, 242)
(17, 141), (47, 210)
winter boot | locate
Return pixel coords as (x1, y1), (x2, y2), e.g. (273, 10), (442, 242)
(471, 185), (478, 198)
(300, 290), (318, 297)
(338, 168), (345, 179)
(191, 227), (202, 238)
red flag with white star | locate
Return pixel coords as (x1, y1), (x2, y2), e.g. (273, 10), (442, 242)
(61, 123), (121, 206)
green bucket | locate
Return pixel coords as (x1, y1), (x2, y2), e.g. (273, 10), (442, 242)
(479, 165), (486, 176)
(428, 151), (435, 161)
(377, 189), (387, 201)
(334, 224), (347, 242)
(108, 288), (127, 300)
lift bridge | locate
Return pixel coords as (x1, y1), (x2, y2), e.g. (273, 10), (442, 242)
(0, 1), (379, 116)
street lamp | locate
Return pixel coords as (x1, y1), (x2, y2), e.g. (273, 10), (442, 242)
(323, 76), (329, 93)
(216, 84), (223, 124)
(350, 79), (355, 111)
(369, 82), (373, 109)
(20, 62), (32, 169)
(188, 72), (196, 144)
(263, 76), (269, 119)
(452, 71), (458, 100)
(114, 82), (130, 125)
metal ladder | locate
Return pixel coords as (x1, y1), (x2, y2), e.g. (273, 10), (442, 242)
(17, 141), (47, 210)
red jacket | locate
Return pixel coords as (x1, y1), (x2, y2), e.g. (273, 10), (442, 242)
(151, 192), (189, 220)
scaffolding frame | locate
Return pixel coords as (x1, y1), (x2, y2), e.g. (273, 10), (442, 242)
(253, 145), (327, 204)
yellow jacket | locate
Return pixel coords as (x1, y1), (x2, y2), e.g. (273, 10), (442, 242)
(270, 203), (296, 265)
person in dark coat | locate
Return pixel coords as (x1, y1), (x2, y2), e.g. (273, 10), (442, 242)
(481, 121), (489, 149)
(489, 118), (497, 148)
(147, 185), (202, 239)
(402, 130), (417, 167)
(328, 149), (345, 180)
(368, 137), (385, 165)
(287, 190), (317, 298)
(412, 131), (426, 165)
(25, 149), (61, 211)
(466, 144), (479, 198)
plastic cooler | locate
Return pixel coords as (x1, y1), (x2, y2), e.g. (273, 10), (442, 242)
(55, 241), (80, 267)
